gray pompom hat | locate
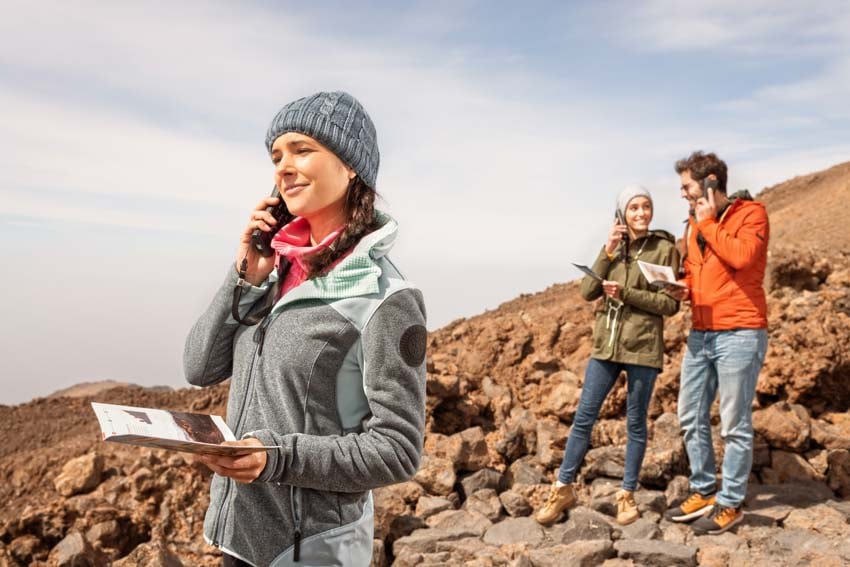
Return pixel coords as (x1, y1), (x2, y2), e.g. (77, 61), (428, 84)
(617, 184), (653, 217)
(265, 91), (380, 189)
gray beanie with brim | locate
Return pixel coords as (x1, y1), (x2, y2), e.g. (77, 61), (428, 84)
(265, 91), (380, 189)
(617, 185), (653, 217)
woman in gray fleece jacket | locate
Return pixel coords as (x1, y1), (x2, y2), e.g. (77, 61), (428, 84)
(184, 91), (427, 567)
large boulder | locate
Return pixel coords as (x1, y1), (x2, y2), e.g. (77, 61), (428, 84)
(752, 402), (811, 452)
(413, 456), (456, 496)
(53, 453), (104, 497)
(47, 531), (101, 567)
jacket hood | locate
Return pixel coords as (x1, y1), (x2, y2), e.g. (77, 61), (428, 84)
(729, 189), (754, 201)
(647, 229), (676, 243)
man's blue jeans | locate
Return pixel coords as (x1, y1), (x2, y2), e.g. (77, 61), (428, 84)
(678, 328), (768, 509)
(557, 358), (658, 491)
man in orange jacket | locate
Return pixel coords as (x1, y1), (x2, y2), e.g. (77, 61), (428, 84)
(663, 151), (769, 535)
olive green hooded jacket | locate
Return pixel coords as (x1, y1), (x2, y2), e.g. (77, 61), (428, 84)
(580, 230), (680, 369)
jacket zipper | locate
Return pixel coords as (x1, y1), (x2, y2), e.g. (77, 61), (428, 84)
(218, 302), (305, 558)
(253, 313), (275, 357)
(211, 329), (263, 546)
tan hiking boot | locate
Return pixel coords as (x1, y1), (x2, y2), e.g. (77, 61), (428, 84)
(615, 489), (640, 525)
(535, 483), (577, 525)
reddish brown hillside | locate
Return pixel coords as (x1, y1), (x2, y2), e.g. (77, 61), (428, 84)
(759, 160), (850, 253)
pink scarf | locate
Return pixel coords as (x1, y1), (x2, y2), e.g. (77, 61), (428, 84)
(270, 217), (345, 298)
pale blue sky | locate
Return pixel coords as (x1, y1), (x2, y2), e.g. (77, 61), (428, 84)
(2, 0), (849, 404)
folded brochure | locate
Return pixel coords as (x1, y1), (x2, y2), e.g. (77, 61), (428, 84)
(571, 263), (603, 281)
(91, 402), (279, 456)
(636, 260), (686, 289)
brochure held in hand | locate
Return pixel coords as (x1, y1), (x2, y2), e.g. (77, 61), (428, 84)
(636, 260), (687, 289)
(90, 402), (279, 456)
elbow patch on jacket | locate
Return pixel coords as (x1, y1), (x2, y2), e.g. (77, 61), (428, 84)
(399, 324), (427, 367)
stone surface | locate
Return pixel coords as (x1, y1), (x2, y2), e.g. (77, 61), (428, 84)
(744, 481), (836, 525)
(767, 449), (825, 482)
(811, 417), (850, 450)
(414, 456), (457, 496)
(112, 542), (183, 567)
(694, 532), (749, 567)
(659, 522), (690, 545)
(752, 402), (811, 452)
(393, 524), (487, 557)
(527, 539), (615, 567)
(618, 517), (661, 540)
(664, 475), (691, 507)
(47, 531), (99, 567)
(483, 517), (545, 546)
(613, 539), (697, 566)
(583, 447), (625, 481)
(782, 504), (850, 538)
(460, 468), (503, 498)
(544, 371), (582, 422)
(505, 459), (549, 487)
(499, 490), (533, 517)
(548, 506), (613, 545)
(414, 496), (454, 520)
(426, 509), (492, 536)
(53, 453), (104, 497)
(374, 482), (418, 540)
(8, 534), (40, 565)
(589, 477), (620, 517)
(455, 427), (491, 471)
(827, 449), (850, 497)
(463, 489), (503, 522)
(536, 419), (569, 468)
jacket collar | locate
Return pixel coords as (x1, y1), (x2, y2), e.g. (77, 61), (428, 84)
(269, 211), (398, 312)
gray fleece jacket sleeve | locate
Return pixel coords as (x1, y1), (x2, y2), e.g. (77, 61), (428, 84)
(250, 288), (427, 492)
(183, 267), (270, 387)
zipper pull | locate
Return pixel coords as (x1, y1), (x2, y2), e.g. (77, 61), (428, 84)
(293, 529), (301, 562)
(254, 316), (272, 356)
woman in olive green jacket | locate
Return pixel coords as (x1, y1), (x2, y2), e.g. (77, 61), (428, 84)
(536, 185), (680, 527)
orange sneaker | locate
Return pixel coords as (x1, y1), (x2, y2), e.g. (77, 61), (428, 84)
(663, 491), (716, 522)
(535, 483), (577, 525)
(691, 505), (743, 535)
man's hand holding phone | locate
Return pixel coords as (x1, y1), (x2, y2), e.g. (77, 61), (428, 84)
(236, 195), (281, 286)
(694, 177), (718, 223)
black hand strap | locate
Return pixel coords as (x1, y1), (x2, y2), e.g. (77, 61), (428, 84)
(231, 257), (289, 326)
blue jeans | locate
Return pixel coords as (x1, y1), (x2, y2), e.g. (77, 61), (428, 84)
(558, 358), (658, 491)
(678, 329), (768, 508)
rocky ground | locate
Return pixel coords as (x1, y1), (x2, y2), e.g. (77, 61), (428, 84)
(1, 162), (848, 566)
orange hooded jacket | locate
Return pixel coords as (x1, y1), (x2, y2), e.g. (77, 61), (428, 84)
(681, 197), (769, 331)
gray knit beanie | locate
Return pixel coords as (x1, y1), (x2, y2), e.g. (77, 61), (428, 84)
(265, 91), (380, 188)
(617, 184), (653, 217)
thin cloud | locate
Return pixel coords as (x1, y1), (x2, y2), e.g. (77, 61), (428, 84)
(606, 0), (850, 55)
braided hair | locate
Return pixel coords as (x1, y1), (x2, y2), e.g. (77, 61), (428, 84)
(302, 177), (381, 278)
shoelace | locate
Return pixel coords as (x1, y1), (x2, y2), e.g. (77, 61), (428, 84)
(547, 488), (564, 505)
(616, 492), (635, 509)
(709, 506), (737, 523)
(683, 493), (706, 509)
